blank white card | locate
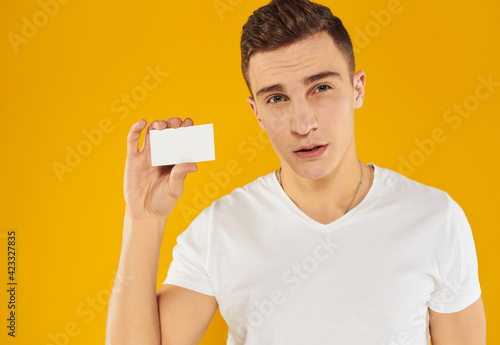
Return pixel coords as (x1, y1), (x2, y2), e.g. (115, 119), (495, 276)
(150, 123), (215, 166)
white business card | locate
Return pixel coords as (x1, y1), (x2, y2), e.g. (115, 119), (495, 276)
(150, 123), (215, 166)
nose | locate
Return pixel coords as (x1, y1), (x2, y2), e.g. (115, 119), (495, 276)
(290, 96), (318, 135)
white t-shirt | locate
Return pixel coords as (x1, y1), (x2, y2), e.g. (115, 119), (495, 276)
(163, 162), (482, 344)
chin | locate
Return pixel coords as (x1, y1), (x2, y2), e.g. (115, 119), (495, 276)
(291, 162), (332, 180)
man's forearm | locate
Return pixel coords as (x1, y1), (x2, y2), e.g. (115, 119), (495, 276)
(105, 213), (168, 345)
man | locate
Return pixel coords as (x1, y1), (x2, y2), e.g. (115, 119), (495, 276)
(105, 0), (486, 344)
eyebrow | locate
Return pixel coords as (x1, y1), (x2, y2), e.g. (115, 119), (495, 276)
(255, 71), (342, 98)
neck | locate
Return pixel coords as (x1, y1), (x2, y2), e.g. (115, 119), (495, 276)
(277, 154), (374, 224)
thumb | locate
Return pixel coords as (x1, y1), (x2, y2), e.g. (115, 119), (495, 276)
(169, 162), (198, 189)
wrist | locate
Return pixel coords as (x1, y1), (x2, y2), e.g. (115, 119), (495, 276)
(124, 206), (171, 225)
(123, 211), (168, 234)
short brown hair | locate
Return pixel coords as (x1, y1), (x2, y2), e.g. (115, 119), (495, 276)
(241, 0), (355, 95)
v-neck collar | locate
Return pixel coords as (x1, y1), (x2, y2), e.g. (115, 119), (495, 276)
(268, 162), (381, 231)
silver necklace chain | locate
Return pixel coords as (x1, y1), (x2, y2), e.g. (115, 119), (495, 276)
(277, 158), (364, 214)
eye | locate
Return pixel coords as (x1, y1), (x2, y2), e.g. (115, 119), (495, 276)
(316, 85), (331, 93)
(267, 95), (285, 104)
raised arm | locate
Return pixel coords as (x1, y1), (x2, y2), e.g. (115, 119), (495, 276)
(105, 118), (217, 345)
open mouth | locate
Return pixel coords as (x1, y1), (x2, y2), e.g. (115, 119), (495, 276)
(296, 145), (323, 152)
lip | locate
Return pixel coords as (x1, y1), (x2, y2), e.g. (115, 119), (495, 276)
(294, 143), (327, 152)
(293, 144), (328, 159)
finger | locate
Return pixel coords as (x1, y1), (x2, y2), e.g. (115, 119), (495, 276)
(166, 117), (182, 129)
(180, 117), (193, 127)
(127, 119), (147, 156)
(141, 119), (167, 153)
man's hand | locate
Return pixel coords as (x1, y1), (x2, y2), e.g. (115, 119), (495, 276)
(123, 117), (198, 221)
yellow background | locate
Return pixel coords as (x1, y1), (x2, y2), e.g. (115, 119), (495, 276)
(1, 0), (499, 343)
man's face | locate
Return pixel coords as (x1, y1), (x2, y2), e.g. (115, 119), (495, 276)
(246, 30), (365, 181)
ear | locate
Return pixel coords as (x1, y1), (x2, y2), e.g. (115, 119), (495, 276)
(247, 96), (265, 129)
(353, 70), (366, 109)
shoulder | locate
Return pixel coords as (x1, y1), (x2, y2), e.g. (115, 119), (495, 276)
(374, 163), (454, 212)
(197, 171), (276, 221)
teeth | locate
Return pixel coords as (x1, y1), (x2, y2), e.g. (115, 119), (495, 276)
(301, 146), (320, 152)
